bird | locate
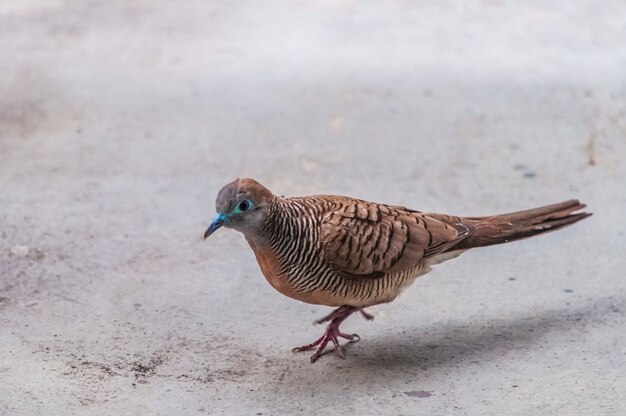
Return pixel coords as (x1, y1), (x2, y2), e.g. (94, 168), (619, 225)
(204, 178), (591, 363)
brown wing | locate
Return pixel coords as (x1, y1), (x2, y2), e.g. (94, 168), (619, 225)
(321, 201), (471, 278)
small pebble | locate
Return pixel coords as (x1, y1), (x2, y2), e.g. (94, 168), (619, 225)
(10, 245), (29, 257)
(28, 248), (44, 260)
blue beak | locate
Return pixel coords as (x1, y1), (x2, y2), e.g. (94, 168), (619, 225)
(204, 213), (227, 239)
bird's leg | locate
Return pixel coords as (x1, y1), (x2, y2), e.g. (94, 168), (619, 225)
(360, 309), (374, 321)
(313, 305), (353, 324)
(314, 305), (374, 324)
(293, 305), (361, 363)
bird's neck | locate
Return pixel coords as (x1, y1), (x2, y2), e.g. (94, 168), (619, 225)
(244, 196), (312, 249)
(258, 197), (294, 241)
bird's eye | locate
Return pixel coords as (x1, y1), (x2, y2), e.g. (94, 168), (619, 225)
(238, 200), (251, 212)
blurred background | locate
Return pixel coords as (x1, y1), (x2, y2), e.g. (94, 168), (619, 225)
(1, 1), (625, 415)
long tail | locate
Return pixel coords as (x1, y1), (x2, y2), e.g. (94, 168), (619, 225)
(453, 199), (591, 250)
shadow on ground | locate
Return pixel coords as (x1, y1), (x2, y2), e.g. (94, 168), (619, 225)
(263, 296), (622, 396)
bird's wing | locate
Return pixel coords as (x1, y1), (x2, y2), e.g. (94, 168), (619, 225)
(320, 201), (470, 278)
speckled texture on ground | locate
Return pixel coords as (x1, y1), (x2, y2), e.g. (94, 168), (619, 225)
(1, 1), (625, 415)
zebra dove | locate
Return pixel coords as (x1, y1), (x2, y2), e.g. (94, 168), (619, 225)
(204, 178), (591, 363)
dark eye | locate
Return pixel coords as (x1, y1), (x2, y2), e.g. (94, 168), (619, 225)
(238, 200), (251, 212)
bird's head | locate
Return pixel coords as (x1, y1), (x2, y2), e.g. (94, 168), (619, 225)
(204, 178), (274, 239)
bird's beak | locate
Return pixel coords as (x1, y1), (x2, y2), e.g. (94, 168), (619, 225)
(204, 213), (227, 239)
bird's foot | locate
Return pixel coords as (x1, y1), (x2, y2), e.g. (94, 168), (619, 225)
(295, 305), (363, 363)
(292, 328), (360, 363)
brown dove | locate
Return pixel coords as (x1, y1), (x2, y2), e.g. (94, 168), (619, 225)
(204, 178), (591, 363)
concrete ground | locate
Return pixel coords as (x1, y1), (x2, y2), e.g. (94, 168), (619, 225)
(1, 1), (625, 415)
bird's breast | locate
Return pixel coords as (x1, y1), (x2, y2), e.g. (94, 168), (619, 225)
(245, 237), (343, 306)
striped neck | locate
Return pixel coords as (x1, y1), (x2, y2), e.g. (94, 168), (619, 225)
(259, 197), (295, 242)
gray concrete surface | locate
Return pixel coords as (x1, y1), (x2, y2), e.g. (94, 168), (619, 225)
(1, 1), (625, 415)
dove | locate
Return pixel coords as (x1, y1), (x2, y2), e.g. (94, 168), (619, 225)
(204, 178), (590, 363)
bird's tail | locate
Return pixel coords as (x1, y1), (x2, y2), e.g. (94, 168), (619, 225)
(452, 199), (591, 250)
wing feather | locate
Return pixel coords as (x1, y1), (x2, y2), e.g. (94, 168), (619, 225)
(321, 201), (470, 278)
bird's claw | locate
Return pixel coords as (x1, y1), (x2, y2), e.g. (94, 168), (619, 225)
(295, 306), (367, 363)
(348, 333), (361, 343)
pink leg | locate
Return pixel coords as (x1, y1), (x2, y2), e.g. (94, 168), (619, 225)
(314, 305), (353, 324)
(360, 309), (374, 321)
(315, 306), (374, 324)
(293, 306), (366, 363)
